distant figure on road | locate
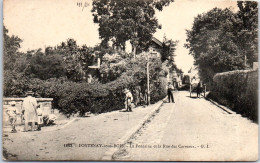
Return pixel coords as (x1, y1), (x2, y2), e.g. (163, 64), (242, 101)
(22, 91), (39, 132)
(197, 82), (202, 98)
(167, 82), (175, 103)
(6, 101), (20, 133)
(124, 88), (134, 112)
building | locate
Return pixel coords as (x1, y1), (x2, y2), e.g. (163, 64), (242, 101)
(167, 69), (183, 88)
(149, 37), (163, 57)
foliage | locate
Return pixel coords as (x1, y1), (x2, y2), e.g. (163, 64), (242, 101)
(4, 70), (28, 97)
(100, 51), (165, 83)
(4, 71), (166, 116)
(4, 48), (167, 116)
(185, 3), (258, 85)
(99, 52), (128, 82)
(236, 1), (258, 67)
(3, 28), (99, 82)
(3, 25), (23, 70)
(3, 24), (169, 117)
(161, 37), (178, 63)
(160, 36), (182, 74)
(25, 51), (66, 80)
(50, 39), (97, 81)
(92, 0), (174, 53)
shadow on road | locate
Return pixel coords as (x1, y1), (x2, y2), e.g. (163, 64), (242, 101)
(119, 110), (131, 112)
(186, 96), (201, 99)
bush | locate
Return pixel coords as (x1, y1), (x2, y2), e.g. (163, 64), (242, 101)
(4, 71), (167, 117)
(4, 52), (167, 117)
(210, 70), (258, 122)
(150, 77), (167, 103)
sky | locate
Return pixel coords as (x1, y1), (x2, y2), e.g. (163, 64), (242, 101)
(3, 0), (239, 73)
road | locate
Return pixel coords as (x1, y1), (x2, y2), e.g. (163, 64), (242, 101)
(113, 91), (258, 161)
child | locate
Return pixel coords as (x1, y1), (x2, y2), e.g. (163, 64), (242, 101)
(37, 104), (43, 131)
(6, 101), (19, 133)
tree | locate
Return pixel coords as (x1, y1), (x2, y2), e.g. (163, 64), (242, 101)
(25, 50), (66, 80)
(91, 0), (174, 55)
(236, 1), (258, 67)
(161, 36), (178, 63)
(185, 6), (258, 85)
(3, 25), (23, 70)
(50, 39), (97, 81)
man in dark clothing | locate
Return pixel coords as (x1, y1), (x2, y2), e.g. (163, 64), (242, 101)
(197, 82), (202, 98)
(167, 82), (175, 103)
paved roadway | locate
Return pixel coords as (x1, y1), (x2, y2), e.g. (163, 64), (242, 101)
(114, 91), (258, 161)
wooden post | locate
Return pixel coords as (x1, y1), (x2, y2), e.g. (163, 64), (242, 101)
(244, 54), (247, 68)
(190, 84), (192, 97)
(133, 45), (136, 59)
(147, 56), (150, 105)
(203, 84), (206, 97)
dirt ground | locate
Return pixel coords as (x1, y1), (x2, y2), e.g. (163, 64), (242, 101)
(2, 101), (162, 161)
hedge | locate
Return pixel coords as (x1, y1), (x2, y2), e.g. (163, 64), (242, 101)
(4, 71), (167, 117)
(209, 70), (258, 122)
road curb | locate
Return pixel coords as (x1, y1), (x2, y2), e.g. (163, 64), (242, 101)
(58, 118), (79, 129)
(205, 97), (236, 114)
(38, 118), (79, 133)
(101, 97), (166, 160)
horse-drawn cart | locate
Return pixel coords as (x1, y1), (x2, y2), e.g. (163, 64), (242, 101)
(181, 73), (206, 98)
(189, 82), (206, 98)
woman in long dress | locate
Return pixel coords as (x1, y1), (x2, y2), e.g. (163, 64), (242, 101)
(22, 91), (38, 131)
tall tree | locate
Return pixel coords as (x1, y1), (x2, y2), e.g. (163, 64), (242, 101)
(52, 39), (99, 81)
(236, 1), (258, 67)
(3, 25), (23, 70)
(185, 5), (258, 85)
(161, 36), (178, 63)
(25, 51), (66, 80)
(91, 0), (174, 55)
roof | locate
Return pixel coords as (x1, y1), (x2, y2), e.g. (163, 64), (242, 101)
(151, 37), (163, 47)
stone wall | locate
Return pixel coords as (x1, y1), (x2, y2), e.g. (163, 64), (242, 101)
(3, 98), (53, 125)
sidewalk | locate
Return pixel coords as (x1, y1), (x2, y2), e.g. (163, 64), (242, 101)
(3, 98), (165, 161)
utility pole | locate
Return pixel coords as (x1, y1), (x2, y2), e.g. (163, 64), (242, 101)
(132, 32), (138, 59)
(147, 58), (150, 105)
(147, 49), (151, 105)
(244, 54), (247, 68)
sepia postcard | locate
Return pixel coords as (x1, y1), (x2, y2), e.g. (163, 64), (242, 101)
(2, 0), (258, 161)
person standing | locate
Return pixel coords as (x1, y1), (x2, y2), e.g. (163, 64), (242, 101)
(22, 91), (38, 132)
(124, 88), (134, 112)
(36, 104), (43, 131)
(6, 101), (20, 133)
(197, 82), (202, 98)
(167, 82), (175, 103)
